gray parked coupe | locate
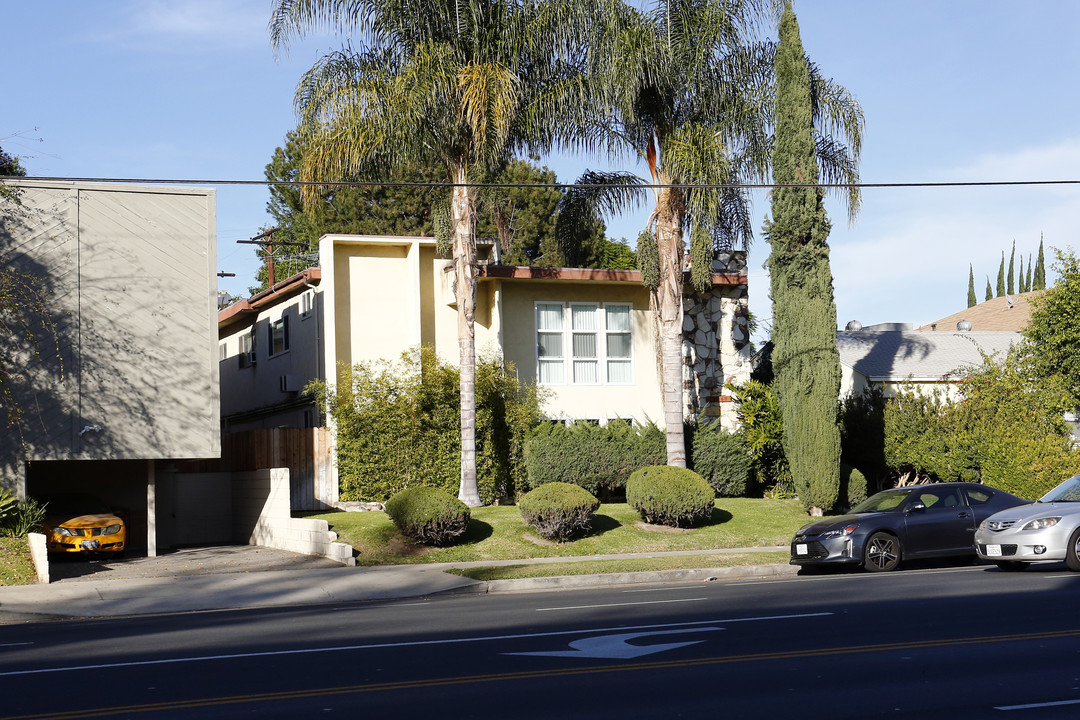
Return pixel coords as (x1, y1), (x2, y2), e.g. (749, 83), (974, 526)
(791, 482), (1028, 572)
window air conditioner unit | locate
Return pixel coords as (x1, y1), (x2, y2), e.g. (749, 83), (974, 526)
(247, 351), (257, 365)
(279, 374), (300, 392)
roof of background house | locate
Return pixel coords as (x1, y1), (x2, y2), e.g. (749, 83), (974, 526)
(917, 291), (1044, 332)
(217, 267), (321, 334)
(837, 330), (1020, 381)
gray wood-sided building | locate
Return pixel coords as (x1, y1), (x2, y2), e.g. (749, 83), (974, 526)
(1, 180), (219, 554)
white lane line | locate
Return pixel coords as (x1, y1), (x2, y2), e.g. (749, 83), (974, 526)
(536, 598), (707, 611)
(996, 698), (1080, 710)
(0, 642), (33, 648)
(623, 586), (703, 593)
(0, 613), (832, 678)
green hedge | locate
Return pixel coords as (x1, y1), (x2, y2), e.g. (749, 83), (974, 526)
(384, 487), (471, 546)
(839, 464), (867, 510)
(523, 420), (665, 498)
(518, 482), (600, 541)
(691, 423), (751, 497)
(312, 347), (545, 503)
(626, 465), (715, 528)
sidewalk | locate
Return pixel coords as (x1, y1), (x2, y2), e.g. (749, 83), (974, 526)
(0, 546), (795, 624)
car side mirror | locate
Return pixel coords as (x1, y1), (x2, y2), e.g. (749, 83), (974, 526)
(906, 501), (926, 513)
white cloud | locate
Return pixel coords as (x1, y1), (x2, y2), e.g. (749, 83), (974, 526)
(95, 0), (270, 53)
(823, 138), (1080, 328)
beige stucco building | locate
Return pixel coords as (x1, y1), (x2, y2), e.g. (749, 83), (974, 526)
(219, 234), (753, 432)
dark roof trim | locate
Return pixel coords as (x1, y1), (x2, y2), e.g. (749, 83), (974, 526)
(475, 265), (747, 285)
(218, 267), (321, 332)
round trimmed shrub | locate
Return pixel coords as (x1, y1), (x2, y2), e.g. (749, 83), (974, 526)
(691, 424), (751, 497)
(626, 466), (715, 528)
(519, 482), (600, 541)
(384, 487), (471, 546)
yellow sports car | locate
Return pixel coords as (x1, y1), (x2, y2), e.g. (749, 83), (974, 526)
(43, 496), (126, 555)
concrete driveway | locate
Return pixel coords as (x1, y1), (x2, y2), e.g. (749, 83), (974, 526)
(47, 545), (343, 582)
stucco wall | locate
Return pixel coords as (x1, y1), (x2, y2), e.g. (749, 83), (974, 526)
(219, 287), (323, 430)
(496, 279), (662, 424)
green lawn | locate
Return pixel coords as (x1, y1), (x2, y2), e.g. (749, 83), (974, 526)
(312, 498), (809, 567)
(0, 537), (37, 586)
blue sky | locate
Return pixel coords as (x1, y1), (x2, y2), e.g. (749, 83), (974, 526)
(7, 1), (1080, 339)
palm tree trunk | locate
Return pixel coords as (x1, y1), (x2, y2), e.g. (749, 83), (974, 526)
(655, 188), (687, 467)
(451, 164), (482, 506)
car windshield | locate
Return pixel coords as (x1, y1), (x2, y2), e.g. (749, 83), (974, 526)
(1039, 474), (1080, 503)
(849, 489), (915, 513)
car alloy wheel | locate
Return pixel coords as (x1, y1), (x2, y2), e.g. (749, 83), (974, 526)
(863, 532), (901, 572)
(1067, 527), (1080, 572)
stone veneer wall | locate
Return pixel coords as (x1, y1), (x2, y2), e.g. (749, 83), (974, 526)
(682, 251), (752, 431)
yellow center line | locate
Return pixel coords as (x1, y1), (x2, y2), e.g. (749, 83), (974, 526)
(9, 628), (1080, 720)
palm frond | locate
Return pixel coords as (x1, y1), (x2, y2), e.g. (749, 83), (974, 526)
(814, 134), (861, 221)
(555, 170), (648, 262)
(457, 63), (522, 170)
(270, 0), (377, 54)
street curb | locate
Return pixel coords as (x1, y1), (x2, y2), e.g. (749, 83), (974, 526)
(442, 562), (799, 595)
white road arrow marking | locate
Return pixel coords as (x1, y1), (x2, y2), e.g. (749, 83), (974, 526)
(503, 627), (723, 659)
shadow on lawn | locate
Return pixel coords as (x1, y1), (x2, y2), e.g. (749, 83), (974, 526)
(458, 519), (495, 545)
(708, 507), (735, 526)
(588, 513), (623, 536)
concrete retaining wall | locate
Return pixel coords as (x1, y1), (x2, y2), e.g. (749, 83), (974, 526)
(231, 468), (354, 566)
(28, 532), (48, 584)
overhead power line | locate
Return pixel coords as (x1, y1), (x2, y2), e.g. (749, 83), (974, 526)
(10, 176), (1080, 191)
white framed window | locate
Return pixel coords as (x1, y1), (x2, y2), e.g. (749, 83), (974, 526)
(218, 342), (227, 362)
(604, 304), (633, 383)
(535, 302), (633, 386)
(269, 316), (289, 357)
(239, 330), (256, 368)
(536, 302), (565, 384)
(300, 290), (314, 319)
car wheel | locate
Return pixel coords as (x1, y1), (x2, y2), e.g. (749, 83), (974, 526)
(1066, 527), (1080, 572)
(995, 561), (1029, 572)
(863, 532), (901, 572)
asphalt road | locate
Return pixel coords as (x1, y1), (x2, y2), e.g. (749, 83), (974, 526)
(6, 563), (1080, 719)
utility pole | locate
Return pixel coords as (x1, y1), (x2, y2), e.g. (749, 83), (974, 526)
(237, 227), (307, 287)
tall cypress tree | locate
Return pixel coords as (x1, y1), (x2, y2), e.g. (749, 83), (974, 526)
(1007, 240), (1016, 295)
(967, 264), (977, 307)
(996, 253), (1006, 297)
(1027, 253), (1034, 292)
(985, 276), (993, 302)
(765, 2), (840, 516)
(1018, 256), (1026, 293)
(1035, 236), (1046, 290)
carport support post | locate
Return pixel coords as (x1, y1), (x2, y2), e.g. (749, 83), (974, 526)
(146, 460), (157, 557)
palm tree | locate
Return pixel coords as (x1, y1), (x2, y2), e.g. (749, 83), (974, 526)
(558, 0), (862, 467)
(270, 0), (588, 505)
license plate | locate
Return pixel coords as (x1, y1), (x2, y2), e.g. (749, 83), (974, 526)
(796, 543), (808, 556)
(81, 540), (100, 550)
(985, 544), (1002, 557)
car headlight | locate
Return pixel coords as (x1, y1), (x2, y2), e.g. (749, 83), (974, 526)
(821, 524), (859, 539)
(1022, 517), (1061, 531)
(103, 524), (122, 535)
(52, 527), (77, 536)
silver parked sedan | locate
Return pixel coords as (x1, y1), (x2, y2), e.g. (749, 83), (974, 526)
(975, 473), (1080, 571)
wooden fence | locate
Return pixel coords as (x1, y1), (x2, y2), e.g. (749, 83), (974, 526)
(178, 428), (337, 511)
